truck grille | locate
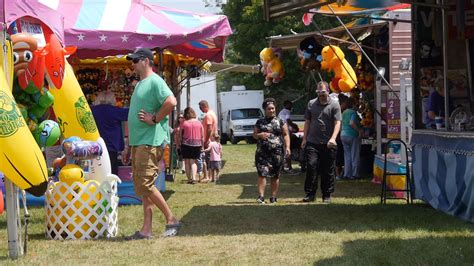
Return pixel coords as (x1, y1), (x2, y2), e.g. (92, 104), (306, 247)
(243, 125), (254, 130)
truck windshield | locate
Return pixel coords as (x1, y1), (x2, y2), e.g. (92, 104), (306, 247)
(231, 108), (263, 120)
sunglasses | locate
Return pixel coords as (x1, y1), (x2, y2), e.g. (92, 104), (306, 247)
(316, 90), (328, 94)
(132, 57), (145, 64)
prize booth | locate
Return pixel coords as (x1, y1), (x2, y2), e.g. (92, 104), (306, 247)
(0, 0), (232, 258)
(410, 1), (474, 223)
(267, 8), (412, 180)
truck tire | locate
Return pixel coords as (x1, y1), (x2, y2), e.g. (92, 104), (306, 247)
(220, 133), (228, 144)
(246, 137), (256, 144)
(230, 133), (239, 144)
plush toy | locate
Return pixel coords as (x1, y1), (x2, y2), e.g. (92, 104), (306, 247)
(320, 45), (357, 92)
(299, 37), (323, 72)
(259, 47), (284, 86)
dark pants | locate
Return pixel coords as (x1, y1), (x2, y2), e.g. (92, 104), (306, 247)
(109, 151), (119, 175)
(304, 142), (336, 198)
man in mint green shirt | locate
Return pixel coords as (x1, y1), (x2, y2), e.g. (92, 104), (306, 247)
(122, 48), (181, 239)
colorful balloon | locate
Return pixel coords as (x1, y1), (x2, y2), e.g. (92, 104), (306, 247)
(34, 119), (61, 147)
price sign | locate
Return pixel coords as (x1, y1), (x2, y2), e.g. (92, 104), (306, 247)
(386, 92), (400, 138)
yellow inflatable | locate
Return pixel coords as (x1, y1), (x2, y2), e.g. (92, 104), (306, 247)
(58, 164), (85, 186)
(259, 47), (284, 87)
(320, 45), (357, 92)
(49, 62), (99, 141)
(0, 35), (48, 197)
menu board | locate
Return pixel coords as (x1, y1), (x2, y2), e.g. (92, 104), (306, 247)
(386, 91), (401, 139)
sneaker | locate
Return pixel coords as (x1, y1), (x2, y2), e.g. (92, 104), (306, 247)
(302, 194), (315, 202)
(269, 197), (278, 204)
(162, 220), (182, 238)
(256, 196), (266, 204)
(322, 197), (331, 204)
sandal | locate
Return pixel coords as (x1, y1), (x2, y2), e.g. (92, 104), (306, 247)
(124, 231), (152, 241)
(162, 219), (182, 238)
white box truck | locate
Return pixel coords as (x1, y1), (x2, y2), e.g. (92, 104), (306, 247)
(180, 75), (217, 120)
(218, 86), (264, 144)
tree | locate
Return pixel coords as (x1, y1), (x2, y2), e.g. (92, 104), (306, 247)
(219, 0), (341, 112)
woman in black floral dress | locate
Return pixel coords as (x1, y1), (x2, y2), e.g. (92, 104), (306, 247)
(253, 98), (290, 204)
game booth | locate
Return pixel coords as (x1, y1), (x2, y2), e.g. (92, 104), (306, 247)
(264, 1), (473, 223)
(0, 0), (232, 258)
(409, 2), (474, 223)
(266, 5), (413, 191)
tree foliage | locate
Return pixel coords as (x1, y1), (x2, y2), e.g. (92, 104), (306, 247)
(219, 0), (342, 112)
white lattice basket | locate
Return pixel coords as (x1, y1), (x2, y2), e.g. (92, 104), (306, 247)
(45, 180), (119, 240)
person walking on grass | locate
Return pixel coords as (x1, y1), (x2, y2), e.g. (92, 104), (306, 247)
(178, 107), (204, 184)
(204, 132), (222, 183)
(199, 100), (218, 181)
(301, 81), (341, 204)
(254, 98), (291, 204)
(122, 48), (181, 239)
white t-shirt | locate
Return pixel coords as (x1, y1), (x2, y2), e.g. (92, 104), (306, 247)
(278, 108), (291, 122)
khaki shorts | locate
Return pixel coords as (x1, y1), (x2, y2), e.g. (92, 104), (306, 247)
(131, 145), (163, 197)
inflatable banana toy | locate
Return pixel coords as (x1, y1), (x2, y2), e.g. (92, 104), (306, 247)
(1, 33), (14, 90)
(49, 62), (99, 141)
(0, 36), (48, 197)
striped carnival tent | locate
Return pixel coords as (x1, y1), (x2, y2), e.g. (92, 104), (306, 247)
(2, 0), (232, 62)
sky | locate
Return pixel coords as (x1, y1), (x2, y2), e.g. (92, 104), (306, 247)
(145, 0), (222, 14)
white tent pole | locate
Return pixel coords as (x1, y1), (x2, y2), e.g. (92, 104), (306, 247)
(5, 179), (23, 259)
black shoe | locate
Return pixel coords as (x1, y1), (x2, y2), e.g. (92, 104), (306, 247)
(269, 197), (278, 204)
(302, 194), (315, 202)
(256, 196), (266, 204)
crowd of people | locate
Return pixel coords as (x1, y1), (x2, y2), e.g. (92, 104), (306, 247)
(89, 47), (364, 239)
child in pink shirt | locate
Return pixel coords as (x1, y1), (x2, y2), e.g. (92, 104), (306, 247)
(205, 132), (222, 183)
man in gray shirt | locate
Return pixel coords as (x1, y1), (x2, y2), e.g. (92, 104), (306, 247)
(301, 81), (341, 203)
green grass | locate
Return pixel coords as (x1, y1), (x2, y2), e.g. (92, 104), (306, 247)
(0, 143), (473, 265)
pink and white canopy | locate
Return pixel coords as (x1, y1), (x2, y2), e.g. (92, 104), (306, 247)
(2, 0), (232, 62)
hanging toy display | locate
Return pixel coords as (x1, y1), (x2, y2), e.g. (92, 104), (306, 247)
(298, 37), (323, 72)
(320, 45), (357, 92)
(259, 47), (284, 86)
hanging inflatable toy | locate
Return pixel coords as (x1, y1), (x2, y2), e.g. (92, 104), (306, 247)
(11, 33), (48, 90)
(320, 45), (357, 92)
(298, 37), (323, 72)
(259, 47), (284, 86)
(42, 25), (77, 90)
(0, 35), (48, 196)
(33, 119), (61, 147)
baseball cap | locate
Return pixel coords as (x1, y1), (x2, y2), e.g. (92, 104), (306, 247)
(126, 48), (154, 62)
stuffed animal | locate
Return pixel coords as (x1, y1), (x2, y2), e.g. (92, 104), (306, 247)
(299, 37), (323, 72)
(320, 45), (357, 92)
(259, 47), (284, 86)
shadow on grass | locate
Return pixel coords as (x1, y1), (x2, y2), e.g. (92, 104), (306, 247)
(315, 236), (474, 265)
(220, 172), (380, 199)
(180, 203), (473, 236)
